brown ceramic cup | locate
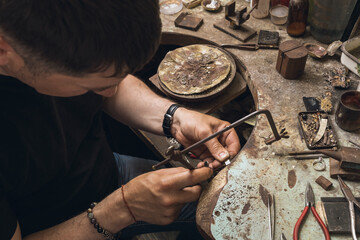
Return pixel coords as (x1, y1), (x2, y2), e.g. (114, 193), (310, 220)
(335, 91), (360, 131)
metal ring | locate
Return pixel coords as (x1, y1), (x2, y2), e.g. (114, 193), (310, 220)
(313, 157), (326, 171)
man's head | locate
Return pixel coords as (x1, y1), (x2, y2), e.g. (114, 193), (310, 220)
(0, 0), (161, 96)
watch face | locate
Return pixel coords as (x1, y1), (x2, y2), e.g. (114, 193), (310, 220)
(158, 44), (231, 95)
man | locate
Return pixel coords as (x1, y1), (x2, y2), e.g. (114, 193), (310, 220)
(0, 1), (240, 239)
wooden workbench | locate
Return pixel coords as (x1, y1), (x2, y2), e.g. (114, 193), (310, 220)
(150, 2), (360, 239)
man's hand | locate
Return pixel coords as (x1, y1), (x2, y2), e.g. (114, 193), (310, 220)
(122, 167), (212, 225)
(171, 108), (241, 169)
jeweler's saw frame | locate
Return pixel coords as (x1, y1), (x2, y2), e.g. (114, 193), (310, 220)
(152, 109), (286, 170)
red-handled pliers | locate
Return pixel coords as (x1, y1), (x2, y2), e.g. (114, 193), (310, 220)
(293, 183), (331, 240)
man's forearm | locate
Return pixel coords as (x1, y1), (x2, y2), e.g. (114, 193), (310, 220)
(24, 212), (102, 240)
(23, 190), (133, 240)
(104, 74), (175, 135)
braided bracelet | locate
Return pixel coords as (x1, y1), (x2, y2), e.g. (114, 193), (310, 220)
(121, 185), (137, 223)
(87, 202), (118, 240)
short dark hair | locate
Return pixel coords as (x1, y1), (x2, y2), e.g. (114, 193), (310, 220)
(0, 0), (161, 76)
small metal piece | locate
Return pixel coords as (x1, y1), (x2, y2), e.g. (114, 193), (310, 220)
(323, 131), (328, 145)
(158, 145), (195, 170)
(326, 134), (332, 146)
(280, 233), (287, 240)
(265, 128), (289, 144)
(165, 145), (175, 156)
(167, 137), (182, 150)
(224, 159), (231, 166)
(204, 161), (209, 167)
(313, 157), (326, 171)
(315, 176), (333, 190)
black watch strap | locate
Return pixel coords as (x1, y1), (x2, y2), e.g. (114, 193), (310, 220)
(162, 104), (181, 138)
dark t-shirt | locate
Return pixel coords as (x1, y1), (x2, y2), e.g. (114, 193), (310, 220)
(0, 75), (118, 238)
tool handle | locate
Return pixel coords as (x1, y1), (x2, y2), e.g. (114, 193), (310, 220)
(349, 202), (357, 240)
(152, 157), (171, 170)
(311, 207), (331, 240)
(293, 206), (309, 240)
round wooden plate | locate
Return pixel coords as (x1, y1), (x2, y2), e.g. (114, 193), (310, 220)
(157, 44), (236, 102)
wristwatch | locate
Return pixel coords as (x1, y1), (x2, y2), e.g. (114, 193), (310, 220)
(162, 104), (181, 138)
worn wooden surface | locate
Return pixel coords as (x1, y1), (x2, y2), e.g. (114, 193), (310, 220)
(159, 1), (360, 239)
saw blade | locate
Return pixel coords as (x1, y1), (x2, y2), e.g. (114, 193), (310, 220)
(312, 118), (328, 145)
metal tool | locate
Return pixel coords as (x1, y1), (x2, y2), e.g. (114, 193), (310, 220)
(293, 183), (331, 240)
(319, 147), (360, 172)
(152, 109), (282, 170)
(289, 150), (320, 155)
(280, 233), (287, 240)
(288, 150), (327, 160)
(338, 176), (360, 240)
(289, 154), (327, 160)
(225, 1), (257, 28)
(221, 43), (279, 51)
(213, 1), (257, 42)
(268, 194), (275, 240)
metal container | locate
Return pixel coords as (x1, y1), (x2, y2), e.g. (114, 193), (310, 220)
(341, 36), (360, 77)
(309, 0), (357, 44)
(335, 91), (360, 132)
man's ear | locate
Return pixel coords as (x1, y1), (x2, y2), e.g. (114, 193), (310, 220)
(0, 36), (15, 66)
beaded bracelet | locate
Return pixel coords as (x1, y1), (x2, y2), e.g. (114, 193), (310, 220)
(87, 202), (118, 240)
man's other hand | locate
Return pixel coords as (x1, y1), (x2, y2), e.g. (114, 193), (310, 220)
(123, 167), (213, 225)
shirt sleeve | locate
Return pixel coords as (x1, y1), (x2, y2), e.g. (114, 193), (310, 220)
(0, 186), (17, 240)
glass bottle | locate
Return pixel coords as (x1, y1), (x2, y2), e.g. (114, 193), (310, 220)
(286, 0), (309, 37)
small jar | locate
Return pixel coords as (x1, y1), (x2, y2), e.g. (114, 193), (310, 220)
(271, 0), (290, 7)
(286, 0), (309, 37)
(159, 0), (183, 15)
